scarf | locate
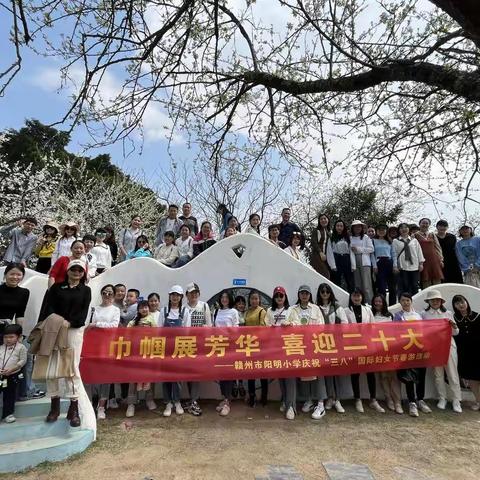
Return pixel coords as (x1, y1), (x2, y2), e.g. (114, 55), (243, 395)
(399, 237), (413, 264)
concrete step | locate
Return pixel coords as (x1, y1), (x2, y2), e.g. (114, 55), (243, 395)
(0, 429), (94, 473)
(14, 397), (68, 418)
(1, 416), (72, 443)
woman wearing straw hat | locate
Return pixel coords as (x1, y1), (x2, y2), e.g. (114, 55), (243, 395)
(350, 220), (374, 303)
(421, 289), (462, 413)
(35, 221), (59, 274)
(51, 221), (79, 266)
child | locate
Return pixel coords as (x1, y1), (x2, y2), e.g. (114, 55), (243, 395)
(83, 234), (98, 279)
(92, 228), (113, 274)
(120, 288), (140, 326)
(88, 284), (120, 420)
(421, 290), (462, 413)
(125, 301), (157, 417)
(0, 324), (27, 423)
(371, 294), (403, 414)
(185, 283), (211, 415)
(244, 290), (267, 407)
(265, 286), (300, 420)
(159, 285), (191, 416)
(213, 290), (240, 416)
(154, 231), (179, 266)
(346, 288), (385, 414)
(292, 285), (326, 420)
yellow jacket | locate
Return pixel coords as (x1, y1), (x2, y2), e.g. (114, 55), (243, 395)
(35, 238), (57, 258)
(244, 306), (267, 326)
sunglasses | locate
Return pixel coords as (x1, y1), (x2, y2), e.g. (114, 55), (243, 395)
(320, 289), (330, 294)
(137, 240), (146, 244)
(65, 227), (75, 231)
(274, 293), (285, 298)
(102, 291), (114, 296)
(69, 267), (84, 273)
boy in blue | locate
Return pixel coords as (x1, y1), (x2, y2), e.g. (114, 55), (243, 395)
(456, 223), (480, 287)
(159, 285), (191, 417)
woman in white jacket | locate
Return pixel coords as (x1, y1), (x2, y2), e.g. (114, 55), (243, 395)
(346, 288), (385, 414)
(316, 283), (348, 414)
(265, 286), (300, 420)
(350, 220), (374, 303)
(421, 289), (462, 413)
(292, 285), (325, 420)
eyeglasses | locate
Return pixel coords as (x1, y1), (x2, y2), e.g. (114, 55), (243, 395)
(102, 291), (114, 296)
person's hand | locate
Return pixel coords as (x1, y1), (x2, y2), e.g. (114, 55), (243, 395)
(20, 261), (27, 268)
(419, 264), (424, 272)
(448, 319), (457, 329)
(393, 267), (399, 274)
(351, 246), (358, 253)
(320, 252), (327, 262)
(144, 243), (149, 250)
(373, 267), (378, 274)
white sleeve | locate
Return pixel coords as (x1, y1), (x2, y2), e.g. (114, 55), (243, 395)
(204, 303), (212, 326)
(326, 239), (336, 270)
(183, 308), (191, 327)
(336, 306), (349, 324)
(346, 308), (355, 324)
(51, 240), (60, 265)
(232, 309), (240, 327)
(188, 238), (194, 258)
(158, 309), (166, 327)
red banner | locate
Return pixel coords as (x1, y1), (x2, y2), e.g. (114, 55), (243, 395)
(80, 320), (451, 383)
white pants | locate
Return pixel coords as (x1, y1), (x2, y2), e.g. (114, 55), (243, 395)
(433, 341), (461, 402)
(46, 327), (96, 435)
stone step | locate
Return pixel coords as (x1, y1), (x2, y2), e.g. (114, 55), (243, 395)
(1, 416), (72, 443)
(0, 429), (94, 473)
(14, 397), (68, 418)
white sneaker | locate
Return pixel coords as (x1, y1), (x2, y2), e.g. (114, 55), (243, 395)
(163, 402), (173, 417)
(216, 399), (227, 412)
(107, 398), (119, 409)
(302, 400), (314, 413)
(279, 402), (286, 413)
(471, 402), (480, 411)
(219, 402), (231, 416)
(417, 400), (432, 413)
(370, 399), (385, 413)
(4, 414), (16, 423)
(409, 402), (419, 417)
(325, 398), (334, 410)
(437, 398), (447, 410)
(97, 407), (106, 420)
(394, 403), (404, 415)
(174, 401), (184, 415)
(286, 406), (295, 420)
(334, 400), (345, 414)
(386, 397), (395, 411)
(311, 402), (326, 420)
(146, 399), (157, 411)
(355, 399), (364, 413)
(452, 400), (462, 413)
(126, 404), (135, 418)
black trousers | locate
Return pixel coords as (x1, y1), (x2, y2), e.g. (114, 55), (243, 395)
(1, 373), (19, 418)
(405, 368), (426, 402)
(398, 270), (419, 298)
(351, 372), (377, 399)
(332, 253), (354, 292)
(376, 257), (397, 306)
(247, 379), (269, 399)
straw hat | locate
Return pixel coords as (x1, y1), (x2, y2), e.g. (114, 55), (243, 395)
(351, 219), (365, 227)
(43, 220), (59, 234)
(59, 221), (79, 235)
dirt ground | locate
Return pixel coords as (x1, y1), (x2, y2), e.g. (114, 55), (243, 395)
(6, 399), (480, 480)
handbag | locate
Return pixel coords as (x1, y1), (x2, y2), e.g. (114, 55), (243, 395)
(33, 348), (75, 381)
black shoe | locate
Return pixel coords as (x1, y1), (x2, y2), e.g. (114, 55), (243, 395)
(248, 396), (256, 408)
(188, 401), (202, 416)
(33, 390), (46, 399)
(232, 383), (239, 398)
(261, 395), (268, 407)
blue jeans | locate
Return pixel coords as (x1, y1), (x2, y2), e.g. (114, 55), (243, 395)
(18, 338), (36, 398)
(172, 255), (191, 268)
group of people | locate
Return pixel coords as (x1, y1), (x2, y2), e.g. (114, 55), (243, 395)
(0, 204), (480, 428)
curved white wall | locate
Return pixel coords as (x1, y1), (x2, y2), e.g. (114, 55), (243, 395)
(2, 233), (480, 335)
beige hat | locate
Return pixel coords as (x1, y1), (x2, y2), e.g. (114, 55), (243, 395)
(186, 282), (200, 294)
(67, 259), (86, 271)
(60, 221), (79, 235)
(43, 220), (59, 233)
(351, 219), (365, 227)
(424, 289), (445, 303)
